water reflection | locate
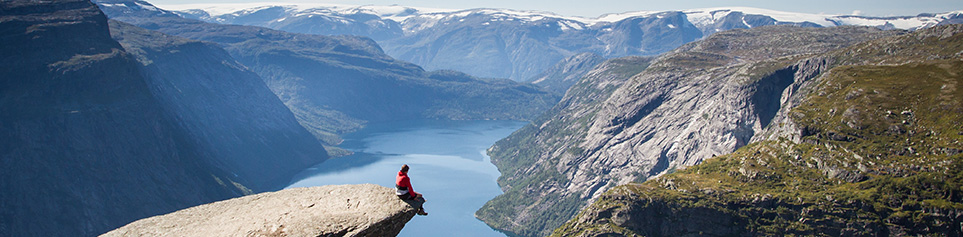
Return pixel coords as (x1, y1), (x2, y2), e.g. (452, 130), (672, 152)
(286, 120), (526, 236)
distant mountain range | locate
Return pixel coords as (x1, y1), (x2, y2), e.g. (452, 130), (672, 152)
(162, 3), (963, 80)
(95, 0), (559, 154)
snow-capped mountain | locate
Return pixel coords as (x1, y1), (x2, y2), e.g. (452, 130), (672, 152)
(163, 3), (962, 80)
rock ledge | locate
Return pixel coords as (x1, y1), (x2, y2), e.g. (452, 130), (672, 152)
(102, 184), (417, 236)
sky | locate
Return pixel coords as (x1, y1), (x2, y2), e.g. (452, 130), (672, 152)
(147, 0), (963, 18)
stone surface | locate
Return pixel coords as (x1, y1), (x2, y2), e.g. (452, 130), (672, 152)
(103, 184), (418, 237)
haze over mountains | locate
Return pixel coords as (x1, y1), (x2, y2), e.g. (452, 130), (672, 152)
(95, 0), (558, 154)
(164, 3), (963, 80)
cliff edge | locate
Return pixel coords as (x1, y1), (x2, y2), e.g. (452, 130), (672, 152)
(102, 184), (419, 236)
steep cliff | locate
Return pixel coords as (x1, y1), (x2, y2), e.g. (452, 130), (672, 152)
(554, 24), (963, 236)
(0, 0), (243, 235)
(478, 26), (903, 236)
(476, 56), (653, 236)
(108, 20), (328, 192)
(103, 184), (420, 236)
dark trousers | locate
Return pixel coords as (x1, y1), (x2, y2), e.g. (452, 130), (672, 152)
(398, 194), (426, 210)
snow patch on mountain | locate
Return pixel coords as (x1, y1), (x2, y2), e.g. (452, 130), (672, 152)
(684, 7), (836, 28)
(167, 2), (962, 35)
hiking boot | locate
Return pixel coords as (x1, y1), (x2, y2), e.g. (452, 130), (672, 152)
(417, 210), (428, 216)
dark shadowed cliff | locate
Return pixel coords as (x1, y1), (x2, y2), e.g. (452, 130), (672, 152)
(108, 20), (328, 192)
(0, 0), (242, 235)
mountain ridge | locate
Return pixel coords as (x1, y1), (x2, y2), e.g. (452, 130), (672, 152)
(164, 3), (963, 29)
(163, 2), (962, 80)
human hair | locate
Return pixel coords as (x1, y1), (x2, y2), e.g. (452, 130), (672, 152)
(401, 164), (409, 173)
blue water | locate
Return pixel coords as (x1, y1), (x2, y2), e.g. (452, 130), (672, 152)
(286, 120), (526, 236)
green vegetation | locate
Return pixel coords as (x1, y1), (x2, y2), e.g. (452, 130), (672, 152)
(553, 25), (963, 236)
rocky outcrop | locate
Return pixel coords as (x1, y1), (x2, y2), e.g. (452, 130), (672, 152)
(103, 184), (420, 237)
(478, 26), (903, 236)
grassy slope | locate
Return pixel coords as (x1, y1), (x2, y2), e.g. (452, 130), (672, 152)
(553, 24), (963, 236)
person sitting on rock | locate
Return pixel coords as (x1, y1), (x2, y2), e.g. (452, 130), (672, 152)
(396, 164), (428, 216)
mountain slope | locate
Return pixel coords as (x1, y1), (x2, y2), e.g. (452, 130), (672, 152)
(554, 24), (963, 236)
(107, 20), (328, 191)
(476, 56), (653, 236)
(477, 26), (903, 236)
(96, 0), (559, 152)
(0, 1), (243, 235)
(528, 52), (606, 94)
(168, 4), (963, 80)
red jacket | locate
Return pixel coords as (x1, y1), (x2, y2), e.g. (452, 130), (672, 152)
(396, 171), (420, 197)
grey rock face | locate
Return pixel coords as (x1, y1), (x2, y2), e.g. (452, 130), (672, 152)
(479, 26), (902, 236)
(102, 184), (419, 237)
(476, 56), (654, 237)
